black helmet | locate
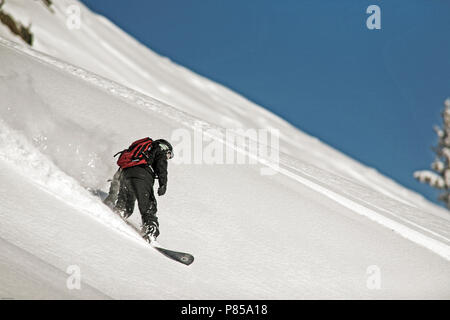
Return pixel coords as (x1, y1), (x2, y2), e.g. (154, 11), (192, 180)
(154, 139), (173, 159)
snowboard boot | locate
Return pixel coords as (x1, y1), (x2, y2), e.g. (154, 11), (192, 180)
(103, 197), (115, 209)
(141, 222), (160, 242)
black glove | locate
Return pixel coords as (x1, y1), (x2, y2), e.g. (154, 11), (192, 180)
(157, 184), (167, 196)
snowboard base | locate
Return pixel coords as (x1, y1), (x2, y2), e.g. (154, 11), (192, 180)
(150, 241), (195, 266)
(91, 189), (195, 265)
(116, 208), (194, 265)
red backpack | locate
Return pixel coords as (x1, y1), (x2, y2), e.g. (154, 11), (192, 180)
(115, 137), (153, 169)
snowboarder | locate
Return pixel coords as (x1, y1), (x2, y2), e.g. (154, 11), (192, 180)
(106, 138), (174, 241)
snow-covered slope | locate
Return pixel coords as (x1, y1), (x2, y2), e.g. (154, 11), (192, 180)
(0, 0), (441, 212)
(0, 0), (449, 299)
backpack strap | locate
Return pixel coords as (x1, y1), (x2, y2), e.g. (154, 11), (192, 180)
(133, 140), (153, 159)
(113, 150), (125, 158)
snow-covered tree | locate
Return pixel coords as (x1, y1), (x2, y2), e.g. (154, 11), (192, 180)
(414, 98), (450, 209)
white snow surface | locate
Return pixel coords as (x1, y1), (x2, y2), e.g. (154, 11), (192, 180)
(0, 0), (449, 299)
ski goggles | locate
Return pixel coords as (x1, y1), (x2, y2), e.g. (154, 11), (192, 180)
(166, 150), (174, 160)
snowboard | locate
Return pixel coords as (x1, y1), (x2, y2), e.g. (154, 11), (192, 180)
(115, 208), (194, 266)
(89, 189), (194, 265)
(150, 241), (195, 266)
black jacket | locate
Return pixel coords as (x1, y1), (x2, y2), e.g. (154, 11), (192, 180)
(144, 140), (168, 187)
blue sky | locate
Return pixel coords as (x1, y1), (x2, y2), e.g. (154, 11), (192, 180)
(80, 0), (450, 205)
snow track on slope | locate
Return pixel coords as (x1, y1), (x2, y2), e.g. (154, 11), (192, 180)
(1, 37), (450, 261)
(0, 120), (140, 243)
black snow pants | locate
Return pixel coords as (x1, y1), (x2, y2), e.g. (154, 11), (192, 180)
(115, 165), (158, 229)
